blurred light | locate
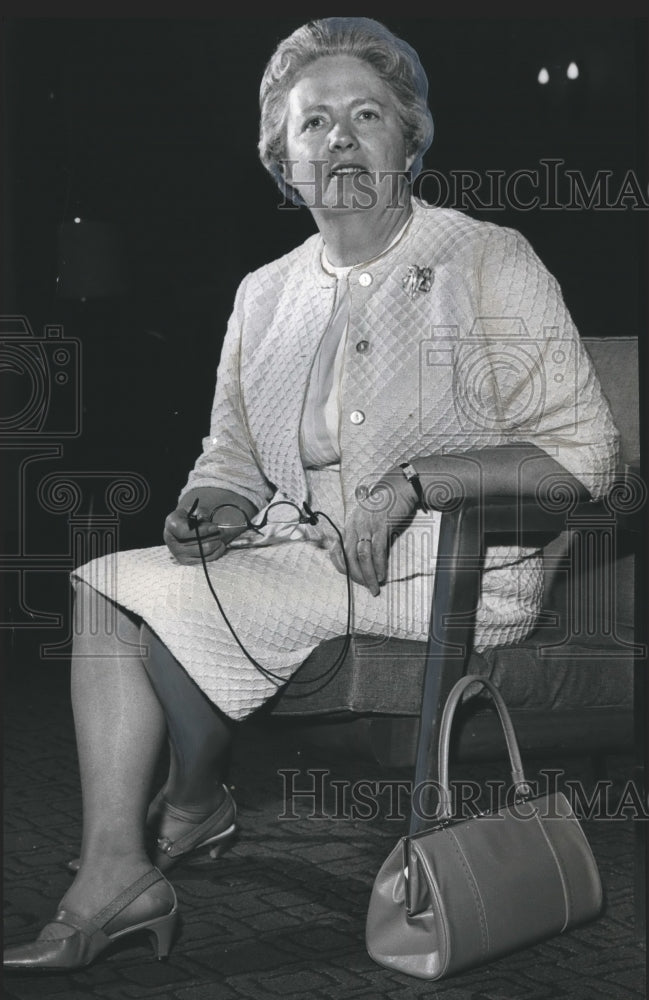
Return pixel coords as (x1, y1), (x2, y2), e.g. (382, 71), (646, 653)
(537, 67), (550, 85)
(567, 61), (579, 80)
(73, 217), (82, 224)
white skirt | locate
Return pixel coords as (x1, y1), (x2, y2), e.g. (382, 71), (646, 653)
(72, 469), (442, 721)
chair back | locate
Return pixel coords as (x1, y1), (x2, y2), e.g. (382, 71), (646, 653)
(582, 337), (639, 466)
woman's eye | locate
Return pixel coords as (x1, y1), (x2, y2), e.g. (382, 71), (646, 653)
(304, 116), (324, 131)
(358, 110), (379, 121)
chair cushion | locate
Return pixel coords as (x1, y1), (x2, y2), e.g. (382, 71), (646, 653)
(271, 621), (634, 717)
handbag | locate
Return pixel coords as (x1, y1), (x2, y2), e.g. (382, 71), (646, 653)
(365, 675), (603, 980)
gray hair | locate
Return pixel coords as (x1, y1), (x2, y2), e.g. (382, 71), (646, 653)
(258, 17), (434, 204)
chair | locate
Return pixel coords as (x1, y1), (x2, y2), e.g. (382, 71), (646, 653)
(268, 337), (644, 935)
(270, 337), (641, 770)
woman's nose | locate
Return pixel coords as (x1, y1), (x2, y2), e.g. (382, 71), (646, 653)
(328, 122), (358, 151)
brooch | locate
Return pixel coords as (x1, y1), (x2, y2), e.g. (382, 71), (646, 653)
(402, 264), (433, 299)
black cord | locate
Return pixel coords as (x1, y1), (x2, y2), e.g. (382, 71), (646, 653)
(191, 500), (353, 693)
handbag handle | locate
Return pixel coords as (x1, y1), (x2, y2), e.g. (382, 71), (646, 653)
(436, 675), (532, 820)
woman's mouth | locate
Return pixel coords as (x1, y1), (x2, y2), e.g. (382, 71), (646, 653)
(329, 164), (369, 178)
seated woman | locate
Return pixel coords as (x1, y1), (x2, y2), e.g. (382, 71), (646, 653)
(4, 16), (618, 972)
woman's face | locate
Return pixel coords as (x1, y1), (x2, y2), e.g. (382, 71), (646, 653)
(283, 54), (414, 212)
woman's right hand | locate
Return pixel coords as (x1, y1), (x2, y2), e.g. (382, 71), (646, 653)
(163, 487), (257, 565)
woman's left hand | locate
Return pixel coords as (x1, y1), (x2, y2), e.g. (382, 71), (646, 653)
(329, 472), (418, 596)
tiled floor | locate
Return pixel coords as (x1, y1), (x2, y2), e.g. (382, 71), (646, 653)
(3, 654), (646, 999)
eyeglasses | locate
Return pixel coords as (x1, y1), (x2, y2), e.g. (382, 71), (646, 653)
(187, 499), (320, 533)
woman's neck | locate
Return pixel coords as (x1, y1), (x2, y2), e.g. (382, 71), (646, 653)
(314, 197), (413, 268)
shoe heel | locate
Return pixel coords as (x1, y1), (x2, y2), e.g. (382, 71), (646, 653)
(147, 910), (179, 960)
(207, 824), (237, 860)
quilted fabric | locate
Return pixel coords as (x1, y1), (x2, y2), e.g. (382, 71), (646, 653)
(187, 199), (618, 512)
(73, 201), (618, 720)
(73, 471), (444, 720)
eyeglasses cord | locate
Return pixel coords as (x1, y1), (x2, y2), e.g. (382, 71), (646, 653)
(191, 500), (353, 697)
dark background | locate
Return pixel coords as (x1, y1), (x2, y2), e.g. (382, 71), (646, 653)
(1, 16), (647, 648)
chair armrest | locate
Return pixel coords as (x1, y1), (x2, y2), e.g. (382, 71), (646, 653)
(409, 469), (643, 834)
(478, 464), (644, 542)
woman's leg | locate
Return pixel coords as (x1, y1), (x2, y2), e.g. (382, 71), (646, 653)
(141, 625), (234, 812)
(51, 583), (168, 926)
(14, 581), (236, 942)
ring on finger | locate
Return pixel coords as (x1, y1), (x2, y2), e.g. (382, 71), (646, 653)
(357, 537), (372, 545)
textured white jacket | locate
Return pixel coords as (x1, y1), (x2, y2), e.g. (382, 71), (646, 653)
(182, 200), (618, 644)
(185, 199), (617, 510)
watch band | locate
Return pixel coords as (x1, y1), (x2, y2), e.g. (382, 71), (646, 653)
(399, 462), (429, 512)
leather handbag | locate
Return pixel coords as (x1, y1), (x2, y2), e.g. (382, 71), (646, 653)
(366, 675), (603, 980)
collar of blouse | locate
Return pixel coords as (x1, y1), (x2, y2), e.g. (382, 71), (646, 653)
(312, 198), (423, 288)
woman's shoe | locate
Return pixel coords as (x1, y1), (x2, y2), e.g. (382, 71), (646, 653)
(151, 786), (237, 872)
(66, 784), (237, 874)
(4, 868), (178, 972)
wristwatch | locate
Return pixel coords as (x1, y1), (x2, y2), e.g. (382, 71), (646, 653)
(399, 462), (429, 512)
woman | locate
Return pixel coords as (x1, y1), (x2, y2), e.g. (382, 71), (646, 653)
(4, 17), (618, 971)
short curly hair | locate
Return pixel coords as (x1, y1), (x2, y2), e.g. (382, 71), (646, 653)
(258, 17), (434, 204)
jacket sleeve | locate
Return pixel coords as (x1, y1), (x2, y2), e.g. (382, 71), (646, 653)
(476, 226), (619, 499)
(179, 274), (274, 511)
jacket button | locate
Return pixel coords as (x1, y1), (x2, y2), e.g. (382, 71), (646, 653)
(355, 484), (369, 501)
(356, 340), (369, 353)
(358, 272), (373, 287)
(350, 410), (365, 425)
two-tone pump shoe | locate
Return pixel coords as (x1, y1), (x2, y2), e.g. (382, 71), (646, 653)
(150, 785), (237, 871)
(3, 868), (178, 972)
(67, 784), (237, 875)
